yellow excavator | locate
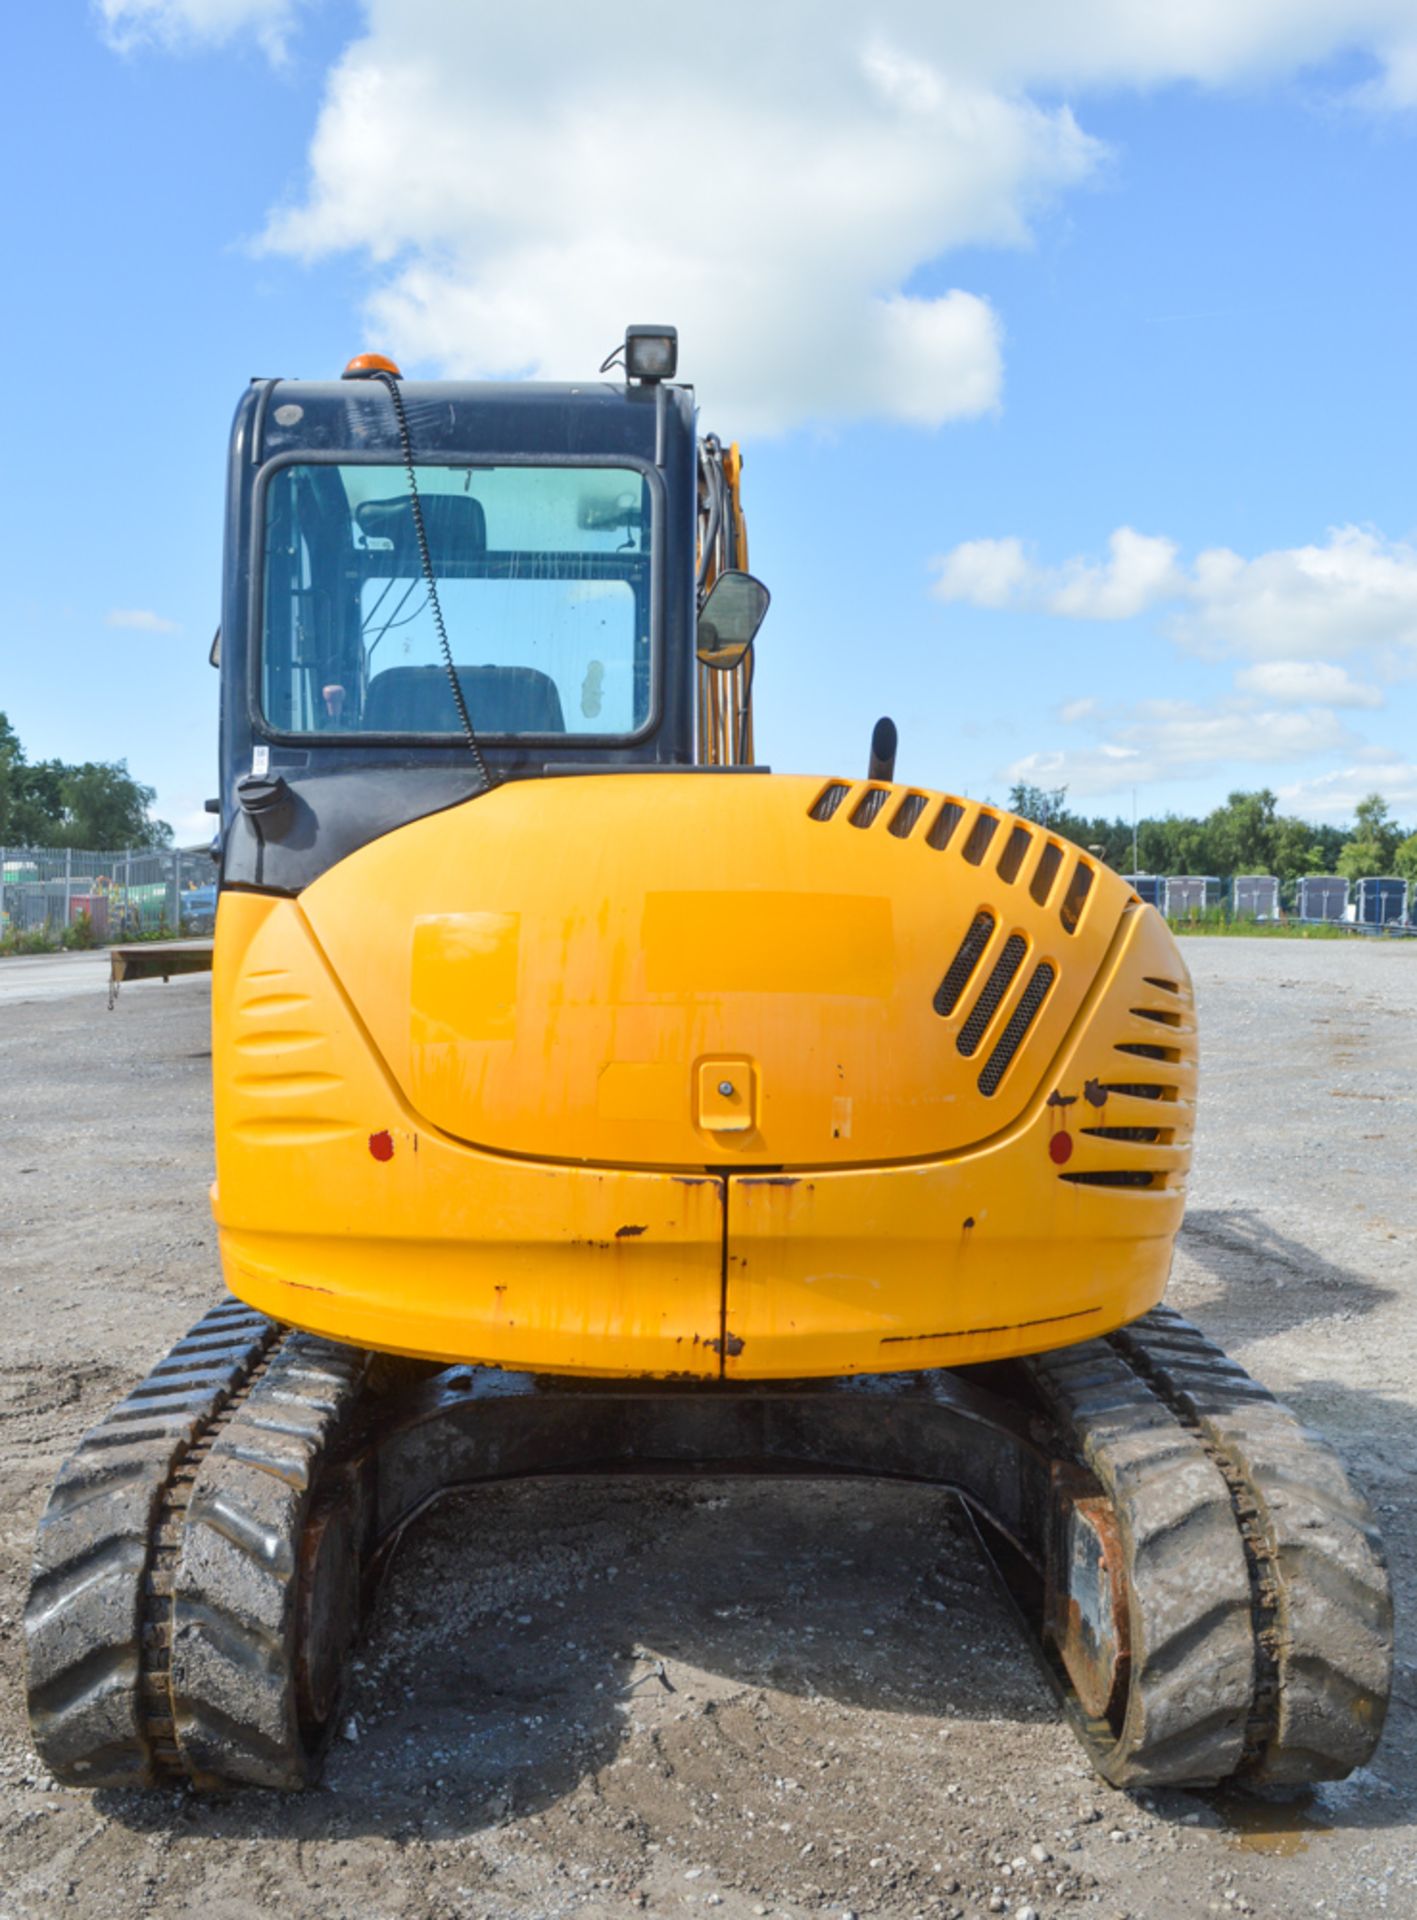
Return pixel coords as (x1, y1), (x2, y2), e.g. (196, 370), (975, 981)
(27, 329), (1391, 1792)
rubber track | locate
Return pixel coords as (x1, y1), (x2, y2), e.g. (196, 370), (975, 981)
(1109, 1307), (1392, 1784)
(169, 1333), (369, 1788)
(25, 1300), (279, 1787)
(1021, 1337), (1258, 1788)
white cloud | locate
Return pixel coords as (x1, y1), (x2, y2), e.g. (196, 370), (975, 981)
(166, 798), (221, 844)
(256, 5), (1100, 433)
(97, 0), (300, 60)
(1279, 757), (1417, 823)
(1007, 698), (1356, 797)
(1234, 660), (1384, 707)
(100, 3), (1417, 429)
(1050, 528), (1184, 620)
(932, 526), (1183, 619)
(1177, 528), (1417, 660)
(960, 529), (1414, 801)
(247, 2), (1417, 433)
(106, 607), (183, 634)
(934, 523), (1417, 660)
(932, 536), (1031, 610)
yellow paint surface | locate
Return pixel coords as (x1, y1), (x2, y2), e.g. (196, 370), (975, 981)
(211, 775), (1196, 1378)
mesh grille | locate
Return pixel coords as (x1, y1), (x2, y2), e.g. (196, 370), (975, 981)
(809, 782), (850, 821)
(889, 793), (928, 838)
(978, 961), (1055, 1095)
(933, 912), (995, 1016)
(1060, 860), (1093, 933)
(962, 813), (1000, 866)
(1030, 842), (1064, 905)
(850, 787), (889, 829)
(996, 824), (1032, 884)
(926, 800), (966, 851)
(957, 934), (1027, 1056)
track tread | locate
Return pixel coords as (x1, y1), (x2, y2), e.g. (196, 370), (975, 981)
(24, 1300), (278, 1787)
(1021, 1338), (1256, 1787)
(1111, 1308), (1393, 1784)
(169, 1335), (369, 1789)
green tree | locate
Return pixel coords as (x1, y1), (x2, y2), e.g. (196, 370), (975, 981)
(55, 761), (172, 849)
(1008, 782), (1070, 827)
(1137, 813), (1211, 877)
(1272, 816), (1333, 884)
(0, 711), (171, 849)
(1394, 832), (1417, 886)
(1205, 790), (1278, 877)
(1337, 793), (1403, 880)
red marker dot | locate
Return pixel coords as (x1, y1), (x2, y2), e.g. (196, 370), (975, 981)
(369, 1130), (394, 1162)
(1049, 1130), (1074, 1165)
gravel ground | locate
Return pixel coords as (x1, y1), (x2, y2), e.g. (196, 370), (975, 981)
(0, 938), (1413, 1920)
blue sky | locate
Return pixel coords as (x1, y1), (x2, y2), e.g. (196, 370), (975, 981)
(4, 2), (1416, 843)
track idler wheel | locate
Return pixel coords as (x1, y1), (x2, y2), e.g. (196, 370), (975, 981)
(1044, 1478), (1131, 1728)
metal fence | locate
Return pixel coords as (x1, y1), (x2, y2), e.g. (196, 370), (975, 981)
(0, 845), (216, 940)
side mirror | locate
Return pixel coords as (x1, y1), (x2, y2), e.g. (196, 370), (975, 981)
(697, 570), (770, 669)
(209, 628), (221, 668)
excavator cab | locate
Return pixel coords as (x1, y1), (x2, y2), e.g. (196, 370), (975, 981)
(25, 331), (1391, 1797)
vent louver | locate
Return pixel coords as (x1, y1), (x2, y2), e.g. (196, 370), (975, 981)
(933, 912), (995, 1016)
(1059, 956), (1196, 1193)
(958, 934), (1027, 1056)
(809, 781), (850, 821)
(926, 800), (966, 851)
(1060, 1170), (1159, 1189)
(850, 787), (890, 828)
(1060, 861), (1093, 934)
(996, 824), (1032, 884)
(962, 813), (1000, 866)
(889, 792), (929, 838)
(1030, 843), (1064, 905)
(978, 961), (1055, 1095)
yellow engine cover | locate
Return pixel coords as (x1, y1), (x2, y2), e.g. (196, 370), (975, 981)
(212, 774), (1196, 1377)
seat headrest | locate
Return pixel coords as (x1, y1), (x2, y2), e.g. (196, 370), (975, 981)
(363, 665), (566, 735)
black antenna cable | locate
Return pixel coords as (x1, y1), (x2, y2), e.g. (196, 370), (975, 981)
(369, 369), (495, 788)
